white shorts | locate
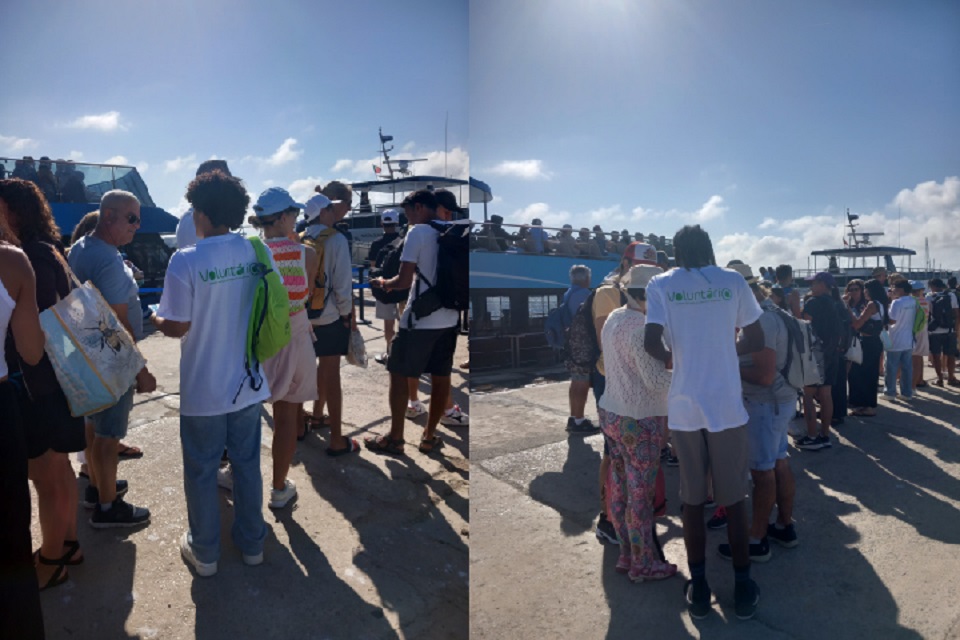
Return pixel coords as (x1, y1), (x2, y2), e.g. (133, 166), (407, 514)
(263, 312), (319, 404)
(375, 300), (400, 321)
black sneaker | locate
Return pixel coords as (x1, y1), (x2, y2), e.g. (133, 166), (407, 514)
(717, 538), (771, 563)
(734, 578), (761, 620)
(660, 447), (679, 466)
(89, 498), (150, 529)
(595, 514), (619, 544)
(816, 434), (832, 449)
(566, 417), (600, 434)
(767, 523), (799, 548)
(81, 480), (129, 509)
(684, 579), (712, 619)
(795, 435), (825, 451)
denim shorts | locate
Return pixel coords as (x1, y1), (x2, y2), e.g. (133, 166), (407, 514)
(88, 386), (135, 439)
(743, 396), (793, 471)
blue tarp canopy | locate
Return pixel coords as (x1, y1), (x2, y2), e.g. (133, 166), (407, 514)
(52, 203), (179, 238)
(469, 177), (493, 204)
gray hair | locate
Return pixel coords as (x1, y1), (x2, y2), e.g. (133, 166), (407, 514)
(569, 264), (592, 285)
(100, 189), (139, 212)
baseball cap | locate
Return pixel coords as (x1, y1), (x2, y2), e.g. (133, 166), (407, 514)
(381, 209), (399, 225)
(728, 262), (759, 284)
(303, 193), (341, 221)
(623, 264), (661, 289)
(909, 280), (925, 290)
(434, 189), (460, 213)
(622, 242), (658, 266)
(813, 272), (836, 288)
(253, 187), (304, 217)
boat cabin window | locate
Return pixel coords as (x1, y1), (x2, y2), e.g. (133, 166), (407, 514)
(527, 294), (560, 330)
(484, 296), (511, 331)
(0, 157), (155, 207)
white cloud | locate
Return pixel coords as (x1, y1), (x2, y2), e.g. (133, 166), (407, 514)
(402, 141), (416, 152)
(331, 159), (354, 173)
(714, 177), (960, 273)
(506, 202), (572, 229)
(693, 195), (728, 222)
(104, 155), (129, 165)
(266, 138), (302, 166)
(326, 146), (470, 181)
(164, 154), (197, 173)
(488, 159), (552, 180)
(0, 134), (37, 153)
(68, 150), (84, 161)
(66, 111), (127, 132)
(136, 162), (149, 174)
(286, 176), (324, 204)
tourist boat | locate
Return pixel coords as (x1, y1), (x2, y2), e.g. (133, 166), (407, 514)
(0, 156), (178, 301)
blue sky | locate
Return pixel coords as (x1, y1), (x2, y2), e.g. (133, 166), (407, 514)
(1, 0), (468, 213)
(470, 0), (960, 271)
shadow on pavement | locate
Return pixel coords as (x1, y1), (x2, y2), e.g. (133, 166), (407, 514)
(528, 435), (602, 537)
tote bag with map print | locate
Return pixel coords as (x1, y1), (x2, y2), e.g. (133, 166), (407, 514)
(39, 278), (145, 417)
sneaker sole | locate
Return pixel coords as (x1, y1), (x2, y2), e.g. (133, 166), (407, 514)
(89, 517), (150, 529)
(81, 487), (130, 509)
(595, 531), (619, 545)
(440, 418), (469, 426)
(717, 549), (772, 563)
(769, 537), (799, 549)
(735, 591), (761, 620)
(268, 494), (297, 509)
(685, 582), (712, 619)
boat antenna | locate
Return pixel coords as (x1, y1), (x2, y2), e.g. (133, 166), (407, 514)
(444, 111), (449, 178)
(898, 205), (901, 248)
(379, 127), (395, 180)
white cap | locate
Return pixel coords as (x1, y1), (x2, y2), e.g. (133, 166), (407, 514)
(303, 193), (342, 221)
(381, 209), (399, 225)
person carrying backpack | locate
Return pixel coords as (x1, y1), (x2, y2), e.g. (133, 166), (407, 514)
(301, 184), (359, 456)
(366, 209), (404, 364)
(797, 272), (842, 450)
(926, 278), (960, 387)
(366, 189), (462, 456)
(152, 170), (270, 576)
(556, 265), (594, 432)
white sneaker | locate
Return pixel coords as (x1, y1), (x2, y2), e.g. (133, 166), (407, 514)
(243, 551), (264, 566)
(268, 479), (297, 509)
(217, 466), (233, 491)
(180, 532), (217, 577)
(440, 405), (469, 427)
(405, 400), (427, 419)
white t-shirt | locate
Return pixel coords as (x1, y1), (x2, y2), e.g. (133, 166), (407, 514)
(157, 233), (271, 416)
(925, 290), (958, 335)
(175, 208), (199, 250)
(399, 222), (460, 330)
(888, 295), (917, 351)
(645, 265), (763, 432)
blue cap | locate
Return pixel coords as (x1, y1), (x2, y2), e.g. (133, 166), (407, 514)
(253, 187), (304, 217)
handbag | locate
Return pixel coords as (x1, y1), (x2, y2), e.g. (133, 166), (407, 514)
(38, 270), (145, 417)
(346, 327), (367, 368)
(845, 335), (864, 364)
(880, 329), (894, 351)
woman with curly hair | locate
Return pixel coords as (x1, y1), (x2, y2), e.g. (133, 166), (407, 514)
(0, 178), (88, 591)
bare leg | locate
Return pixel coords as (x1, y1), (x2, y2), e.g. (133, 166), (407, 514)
(681, 502), (706, 565)
(932, 353), (943, 381)
(312, 358), (327, 421)
(725, 500), (751, 567)
(773, 458), (795, 526)
(383, 319), (395, 354)
(92, 436), (119, 503)
(29, 452), (69, 586)
(569, 379), (589, 419)
(319, 356), (344, 449)
(948, 355), (958, 382)
(802, 387), (818, 438)
(598, 453), (611, 516)
(818, 386), (833, 438)
(84, 421), (98, 488)
(749, 469), (776, 540)
(271, 401), (299, 491)
(408, 377), (420, 403)
(387, 372), (408, 441)
(422, 375), (451, 442)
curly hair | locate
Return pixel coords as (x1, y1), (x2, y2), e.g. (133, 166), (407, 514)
(0, 178), (61, 245)
(185, 170), (249, 230)
(317, 180), (352, 203)
(0, 201), (20, 246)
(673, 224), (716, 270)
(70, 210), (100, 245)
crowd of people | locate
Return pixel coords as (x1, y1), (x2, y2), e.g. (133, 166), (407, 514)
(0, 160), (469, 637)
(555, 225), (959, 620)
(0, 156), (92, 205)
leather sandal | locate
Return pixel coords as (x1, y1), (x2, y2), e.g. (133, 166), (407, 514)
(34, 552), (69, 591)
(418, 435), (443, 454)
(363, 435), (405, 456)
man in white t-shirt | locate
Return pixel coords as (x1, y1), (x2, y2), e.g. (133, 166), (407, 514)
(885, 280), (917, 398)
(643, 225), (764, 620)
(367, 189), (460, 455)
(174, 160), (233, 250)
(151, 169), (269, 577)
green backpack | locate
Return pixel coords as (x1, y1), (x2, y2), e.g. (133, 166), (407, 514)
(912, 299), (927, 336)
(239, 237), (291, 398)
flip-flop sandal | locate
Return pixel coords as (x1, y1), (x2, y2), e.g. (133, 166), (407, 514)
(418, 436), (443, 454)
(117, 444), (144, 460)
(60, 540), (84, 565)
(34, 552), (69, 592)
(364, 435), (405, 456)
(326, 438), (361, 457)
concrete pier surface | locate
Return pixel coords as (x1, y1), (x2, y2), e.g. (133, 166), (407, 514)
(29, 317), (469, 640)
(470, 378), (960, 639)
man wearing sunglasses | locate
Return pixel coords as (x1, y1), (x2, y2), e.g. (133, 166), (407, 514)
(69, 189), (156, 528)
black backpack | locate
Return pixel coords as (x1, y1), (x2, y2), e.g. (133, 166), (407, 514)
(834, 298), (853, 353)
(409, 220), (471, 324)
(929, 292), (956, 332)
(369, 236), (409, 304)
(565, 286), (626, 368)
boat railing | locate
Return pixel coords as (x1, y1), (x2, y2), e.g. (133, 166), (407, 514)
(471, 220), (669, 261)
(0, 156), (155, 207)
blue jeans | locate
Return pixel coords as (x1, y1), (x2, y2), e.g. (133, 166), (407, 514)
(743, 397), (793, 471)
(180, 402), (266, 563)
(884, 349), (913, 398)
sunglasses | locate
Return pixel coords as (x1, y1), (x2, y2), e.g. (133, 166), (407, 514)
(126, 214), (141, 225)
